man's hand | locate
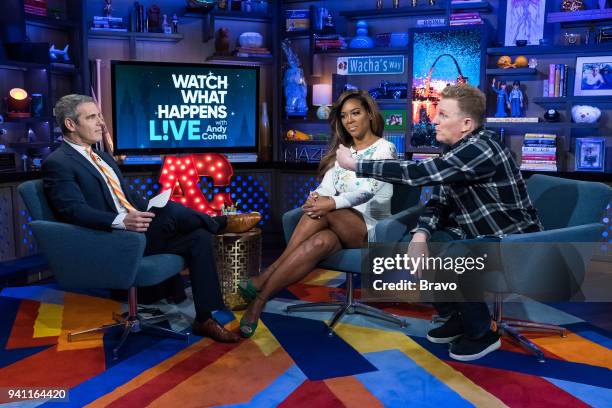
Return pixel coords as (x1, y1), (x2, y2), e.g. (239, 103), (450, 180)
(302, 196), (335, 218)
(123, 211), (155, 232)
(407, 231), (429, 279)
(336, 145), (357, 171)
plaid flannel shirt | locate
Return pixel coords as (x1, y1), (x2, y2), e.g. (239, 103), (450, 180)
(356, 128), (543, 239)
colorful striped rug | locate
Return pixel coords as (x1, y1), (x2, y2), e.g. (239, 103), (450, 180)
(0, 269), (610, 407)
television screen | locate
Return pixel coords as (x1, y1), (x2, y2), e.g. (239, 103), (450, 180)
(111, 61), (259, 154)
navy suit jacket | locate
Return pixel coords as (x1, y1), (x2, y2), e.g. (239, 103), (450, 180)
(42, 142), (147, 231)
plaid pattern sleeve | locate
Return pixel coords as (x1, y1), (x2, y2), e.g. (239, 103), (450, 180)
(356, 129), (543, 238)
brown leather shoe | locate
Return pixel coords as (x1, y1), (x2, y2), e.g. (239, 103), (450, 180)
(192, 318), (240, 343)
(223, 212), (262, 233)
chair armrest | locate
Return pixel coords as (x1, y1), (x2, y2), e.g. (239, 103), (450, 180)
(374, 205), (425, 243)
(30, 220), (146, 290)
(282, 207), (303, 244)
(500, 223), (605, 243)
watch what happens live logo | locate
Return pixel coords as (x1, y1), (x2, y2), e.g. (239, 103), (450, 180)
(149, 74), (229, 143)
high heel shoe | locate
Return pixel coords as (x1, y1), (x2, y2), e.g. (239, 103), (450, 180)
(239, 316), (258, 338)
(237, 280), (258, 302)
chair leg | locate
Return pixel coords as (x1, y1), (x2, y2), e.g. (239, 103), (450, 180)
(353, 302), (407, 328)
(501, 323), (546, 363)
(67, 321), (125, 342)
(69, 287), (188, 359)
(285, 301), (344, 313)
(327, 304), (352, 336)
(112, 320), (137, 360)
(506, 320), (566, 337)
(141, 322), (190, 340)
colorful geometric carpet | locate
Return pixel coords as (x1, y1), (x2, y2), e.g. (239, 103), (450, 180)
(0, 269), (611, 407)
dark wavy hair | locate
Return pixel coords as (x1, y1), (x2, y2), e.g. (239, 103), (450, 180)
(318, 90), (384, 178)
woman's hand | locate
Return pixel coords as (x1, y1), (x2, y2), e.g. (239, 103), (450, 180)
(302, 196), (336, 218)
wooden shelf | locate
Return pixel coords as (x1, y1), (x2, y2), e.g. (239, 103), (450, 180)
(205, 55), (273, 65)
(487, 43), (612, 56)
(5, 117), (52, 124)
(282, 139), (328, 145)
(407, 146), (443, 154)
(547, 9), (612, 24)
(210, 10), (272, 22)
(340, 5), (446, 20)
(8, 142), (56, 148)
(283, 118), (328, 125)
(313, 47), (410, 56)
(485, 68), (538, 76)
(485, 122), (600, 129)
(88, 30), (184, 42)
(450, 1), (493, 12)
(283, 31), (311, 40)
(532, 96), (612, 105)
(25, 15), (79, 30)
(0, 60), (48, 71)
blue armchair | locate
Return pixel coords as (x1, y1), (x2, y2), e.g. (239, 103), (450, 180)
(18, 180), (187, 359)
(489, 174), (612, 362)
(282, 184), (422, 335)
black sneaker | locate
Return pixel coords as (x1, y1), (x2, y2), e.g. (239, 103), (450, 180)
(426, 313), (463, 344)
(449, 330), (501, 361)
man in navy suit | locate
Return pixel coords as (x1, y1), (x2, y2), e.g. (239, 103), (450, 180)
(43, 94), (241, 342)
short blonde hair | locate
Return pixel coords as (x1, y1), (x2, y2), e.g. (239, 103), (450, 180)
(440, 84), (486, 127)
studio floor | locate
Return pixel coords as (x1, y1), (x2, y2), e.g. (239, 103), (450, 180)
(0, 267), (611, 407)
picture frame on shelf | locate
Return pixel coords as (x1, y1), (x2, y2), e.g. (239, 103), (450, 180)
(575, 137), (605, 172)
(502, 0), (546, 46)
(381, 109), (406, 130)
(573, 56), (612, 96)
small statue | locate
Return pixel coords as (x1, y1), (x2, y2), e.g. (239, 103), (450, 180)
(172, 14), (179, 33)
(508, 80), (524, 117)
(281, 39), (308, 117)
(491, 78), (509, 118)
(349, 20), (373, 49)
(147, 4), (162, 32)
(104, 0), (113, 17)
(215, 27), (230, 56)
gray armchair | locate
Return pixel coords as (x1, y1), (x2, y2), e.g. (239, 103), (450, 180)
(490, 174), (612, 362)
(282, 184), (422, 335)
(18, 180), (188, 359)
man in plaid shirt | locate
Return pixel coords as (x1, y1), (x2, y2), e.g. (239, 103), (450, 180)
(337, 84), (543, 361)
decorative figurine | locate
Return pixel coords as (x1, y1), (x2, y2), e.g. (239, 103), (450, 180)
(281, 39), (308, 117)
(349, 20), (374, 48)
(491, 78), (509, 117)
(49, 44), (70, 61)
(376, 0), (383, 9)
(214, 27), (230, 56)
(561, 0), (585, 11)
(104, 0), (113, 17)
(508, 80), (524, 117)
(528, 58), (538, 68)
(497, 55), (512, 69)
(513, 55), (528, 68)
(394, 0), (400, 7)
(172, 13), (179, 33)
(147, 4), (162, 32)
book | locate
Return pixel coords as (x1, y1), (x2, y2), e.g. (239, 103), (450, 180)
(562, 64), (569, 97)
(554, 64), (561, 97)
(522, 146), (557, 153)
(548, 64), (555, 97)
(486, 117), (539, 123)
(524, 133), (557, 138)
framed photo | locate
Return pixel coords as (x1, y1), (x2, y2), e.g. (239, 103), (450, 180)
(409, 26), (487, 147)
(575, 137), (605, 172)
(381, 109), (407, 130)
(573, 56), (612, 96)
(503, 0), (546, 46)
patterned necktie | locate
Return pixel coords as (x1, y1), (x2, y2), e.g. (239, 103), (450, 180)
(87, 147), (136, 212)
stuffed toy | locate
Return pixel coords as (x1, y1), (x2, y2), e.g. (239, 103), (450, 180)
(571, 105), (602, 123)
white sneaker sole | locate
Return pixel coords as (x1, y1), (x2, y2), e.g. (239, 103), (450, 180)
(426, 334), (462, 344)
(449, 338), (501, 361)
